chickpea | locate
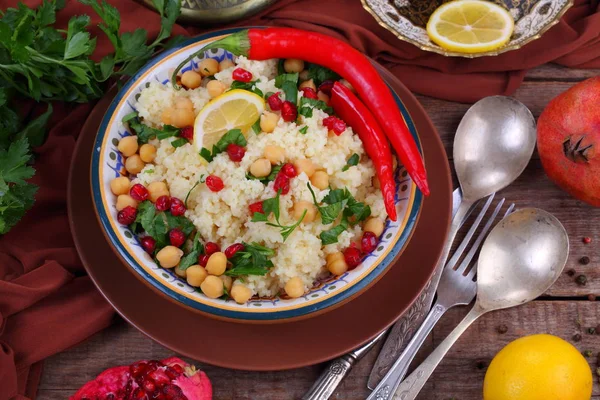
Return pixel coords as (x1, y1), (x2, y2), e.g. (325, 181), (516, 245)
(250, 158), (272, 178)
(206, 252), (227, 276)
(161, 107), (174, 125)
(220, 275), (233, 292)
(264, 145), (285, 165)
(299, 79), (316, 91)
(284, 277), (305, 298)
(125, 155), (145, 174)
(294, 159), (316, 178)
(186, 265), (208, 286)
(200, 275), (224, 299)
(283, 58), (305, 73)
(174, 265), (187, 279)
(147, 181), (170, 202)
(110, 176), (130, 195)
(116, 194), (138, 211)
(317, 91), (330, 104)
(299, 70), (309, 81)
(328, 258), (348, 275)
(293, 201), (317, 223)
(139, 144), (157, 163)
(156, 246), (184, 269)
(260, 111), (280, 133)
(174, 96), (194, 110)
(181, 70), (202, 89)
(364, 217), (385, 237)
(326, 251), (344, 264)
(207, 80), (226, 98)
(340, 78), (356, 93)
(198, 58), (220, 77)
(219, 59), (235, 70)
(171, 108), (195, 128)
(372, 176), (380, 189)
(231, 284), (253, 304)
(310, 171), (329, 190)
(118, 135), (138, 157)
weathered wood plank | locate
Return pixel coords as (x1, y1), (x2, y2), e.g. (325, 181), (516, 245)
(526, 64), (600, 80)
(38, 301), (600, 400)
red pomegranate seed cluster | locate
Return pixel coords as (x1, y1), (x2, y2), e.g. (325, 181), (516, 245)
(224, 243), (245, 258)
(300, 87), (318, 99)
(169, 228), (186, 247)
(170, 197), (186, 216)
(117, 206), (137, 225)
(205, 175), (224, 192)
(179, 126), (193, 141)
(226, 143), (245, 162)
(126, 360), (188, 400)
(130, 184), (149, 201)
(267, 92), (283, 111)
(232, 67), (252, 82)
(155, 195), (171, 211)
(323, 116), (346, 135)
(281, 101), (298, 122)
(249, 201), (264, 215)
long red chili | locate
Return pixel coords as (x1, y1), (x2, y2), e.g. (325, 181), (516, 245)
(173, 28), (429, 196)
(330, 82), (397, 221)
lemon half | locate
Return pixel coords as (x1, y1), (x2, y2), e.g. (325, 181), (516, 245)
(426, 0), (514, 54)
(193, 89), (265, 152)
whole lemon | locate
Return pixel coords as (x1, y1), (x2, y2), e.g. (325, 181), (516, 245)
(484, 334), (592, 400)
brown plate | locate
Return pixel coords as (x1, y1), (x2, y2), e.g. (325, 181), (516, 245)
(68, 70), (451, 370)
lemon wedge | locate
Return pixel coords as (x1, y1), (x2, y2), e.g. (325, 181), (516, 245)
(193, 89), (265, 152)
(426, 0), (514, 54)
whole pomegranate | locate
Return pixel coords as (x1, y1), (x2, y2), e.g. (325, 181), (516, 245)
(538, 77), (600, 206)
(70, 357), (212, 400)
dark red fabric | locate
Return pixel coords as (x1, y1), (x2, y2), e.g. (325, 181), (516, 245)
(1, 0), (599, 398)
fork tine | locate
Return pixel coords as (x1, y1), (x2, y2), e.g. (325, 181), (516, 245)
(456, 198), (506, 275)
(445, 193), (496, 271)
(467, 203), (516, 280)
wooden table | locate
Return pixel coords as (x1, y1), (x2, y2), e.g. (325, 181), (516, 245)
(39, 64), (600, 400)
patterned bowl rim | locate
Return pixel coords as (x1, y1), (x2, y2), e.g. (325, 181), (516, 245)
(90, 27), (423, 321)
(361, 0), (574, 58)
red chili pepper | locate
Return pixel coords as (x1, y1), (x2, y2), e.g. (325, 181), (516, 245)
(174, 28), (429, 195)
(330, 82), (397, 221)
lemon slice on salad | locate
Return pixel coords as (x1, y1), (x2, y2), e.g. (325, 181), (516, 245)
(426, 0), (514, 54)
(193, 89), (265, 152)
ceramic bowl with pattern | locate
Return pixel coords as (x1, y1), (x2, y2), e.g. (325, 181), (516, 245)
(362, 0), (573, 58)
(91, 28), (424, 323)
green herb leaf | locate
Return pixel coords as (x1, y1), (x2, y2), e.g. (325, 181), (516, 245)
(251, 118), (261, 134)
(156, 125), (179, 140)
(320, 221), (348, 245)
(199, 147), (213, 163)
(229, 80), (263, 97)
(184, 174), (204, 208)
(170, 138), (188, 148)
(226, 242), (275, 277)
(342, 153), (359, 172)
(179, 232), (203, 270)
(274, 73), (298, 89)
(0, 137), (35, 185)
(299, 126), (308, 135)
(165, 212), (195, 237)
(322, 188), (349, 204)
(200, 129), (247, 162)
(298, 97), (332, 119)
(281, 80), (298, 105)
(307, 64), (341, 86)
(319, 202), (343, 225)
(16, 103), (53, 147)
(344, 195), (371, 224)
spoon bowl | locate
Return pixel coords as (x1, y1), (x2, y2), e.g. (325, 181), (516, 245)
(476, 208), (569, 310)
(454, 96), (537, 201)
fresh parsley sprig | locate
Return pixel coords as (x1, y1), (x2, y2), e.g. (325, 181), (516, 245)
(131, 200), (194, 250)
(342, 153), (359, 171)
(122, 111), (180, 144)
(251, 191), (307, 241)
(199, 129), (246, 163)
(225, 242), (275, 277)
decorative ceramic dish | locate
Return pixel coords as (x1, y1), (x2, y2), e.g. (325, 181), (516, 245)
(362, 0), (573, 58)
(91, 28), (423, 322)
(139, 0), (276, 24)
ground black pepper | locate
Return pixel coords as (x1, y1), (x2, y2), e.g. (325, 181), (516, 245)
(566, 269), (576, 277)
(573, 333), (582, 342)
(580, 256), (591, 265)
(496, 324), (508, 334)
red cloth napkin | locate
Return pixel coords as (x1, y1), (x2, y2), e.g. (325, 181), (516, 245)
(1, 0), (599, 398)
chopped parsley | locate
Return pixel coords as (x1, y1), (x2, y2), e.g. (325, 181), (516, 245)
(307, 64), (341, 86)
(184, 174), (205, 208)
(251, 118), (262, 134)
(199, 129), (247, 162)
(229, 80), (263, 97)
(131, 201), (194, 250)
(299, 126), (308, 135)
(179, 232), (204, 271)
(225, 242), (275, 277)
(297, 97), (333, 118)
(342, 153), (360, 171)
(274, 73), (299, 88)
(251, 191), (307, 241)
(170, 138), (188, 148)
(122, 111), (180, 144)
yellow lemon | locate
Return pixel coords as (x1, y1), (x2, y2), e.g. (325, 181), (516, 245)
(193, 89), (264, 153)
(427, 0), (514, 54)
(483, 334), (592, 400)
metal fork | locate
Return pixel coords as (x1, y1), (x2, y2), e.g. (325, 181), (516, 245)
(367, 195), (515, 400)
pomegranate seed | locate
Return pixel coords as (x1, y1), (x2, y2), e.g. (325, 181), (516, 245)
(169, 228), (186, 247)
(117, 206), (137, 225)
(179, 126), (193, 140)
(225, 243), (245, 258)
(130, 361), (149, 378)
(226, 143), (245, 162)
(155, 195), (171, 211)
(141, 236), (156, 254)
(206, 175), (224, 192)
(205, 242), (220, 255)
(583, 237), (592, 244)
(148, 370), (170, 386)
(273, 173), (290, 195)
(146, 360), (162, 371)
(133, 387), (146, 399)
(318, 80), (335, 95)
(281, 163), (297, 178)
(301, 87), (318, 99)
(232, 67), (252, 82)
(142, 378), (156, 393)
(171, 364), (184, 374)
(267, 92), (283, 111)
(281, 101), (298, 122)
(164, 366), (180, 380)
(170, 197), (186, 216)
(249, 201), (264, 215)
(198, 254), (210, 267)
(343, 247), (362, 270)
(323, 116), (346, 135)
(130, 184), (149, 201)
(361, 231), (378, 254)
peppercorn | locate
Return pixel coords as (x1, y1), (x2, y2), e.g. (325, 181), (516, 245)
(589, 327), (596, 335)
(576, 274), (588, 286)
(589, 294), (597, 301)
(475, 360), (487, 370)
(583, 237), (592, 244)
(572, 333), (582, 342)
(566, 269), (576, 277)
(580, 256), (590, 265)
(583, 350), (593, 357)
(496, 324), (508, 334)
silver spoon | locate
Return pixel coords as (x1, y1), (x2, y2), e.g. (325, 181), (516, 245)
(364, 96), (536, 400)
(392, 208), (569, 400)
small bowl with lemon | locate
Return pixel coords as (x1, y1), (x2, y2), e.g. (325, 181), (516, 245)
(362, 0), (573, 57)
